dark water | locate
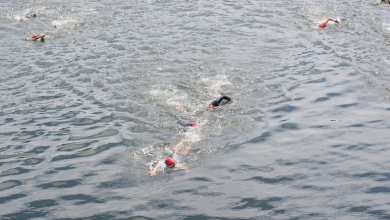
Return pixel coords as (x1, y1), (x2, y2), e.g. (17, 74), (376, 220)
(1, 0), (390, 219)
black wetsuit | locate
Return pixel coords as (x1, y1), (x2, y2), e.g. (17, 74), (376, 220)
(211, 95), (231, 107)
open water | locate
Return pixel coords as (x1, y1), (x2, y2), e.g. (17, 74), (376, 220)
(1, 0), (390, 219)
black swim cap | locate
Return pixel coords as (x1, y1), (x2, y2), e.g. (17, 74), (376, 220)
(27, 14), (37, 18)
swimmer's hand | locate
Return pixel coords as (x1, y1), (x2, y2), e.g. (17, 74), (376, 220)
(335, 19), (339, 23)
(149, 170), (157, 176)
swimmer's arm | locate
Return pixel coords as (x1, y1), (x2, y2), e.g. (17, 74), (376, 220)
(321, 18), (339, 27)
(319, 18), (330, 27)
(32, 34), (46, 41)
(328, 18), (339, 23)
(211, 96), (232, 108)
(172, 139), (187, 153)
(222, 95), (232, 102)
(149, 164), (160, 177)
(176, 164), (189, 175)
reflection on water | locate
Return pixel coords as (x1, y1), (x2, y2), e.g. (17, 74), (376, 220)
(1, 0), (390, 219)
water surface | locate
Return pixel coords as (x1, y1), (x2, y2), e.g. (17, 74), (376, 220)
(1, 0), (390, 219)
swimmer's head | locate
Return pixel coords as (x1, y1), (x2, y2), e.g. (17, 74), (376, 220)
(26, 14), (37, 18)
(207, 104), (215, 110)
(32, 35), (37, 39)
(165, 158), (175, 168)
(191, 122), (197, 127)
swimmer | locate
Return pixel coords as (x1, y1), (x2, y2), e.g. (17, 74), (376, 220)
(175, 106), (197, 127)
(318, 18), (339, 28)
(32, 34), (45, 42)
(207, 95), (232, 111)
(149, 139), (190, 177)
(26, 14), (37, 18)
(20, 14), (37, 21)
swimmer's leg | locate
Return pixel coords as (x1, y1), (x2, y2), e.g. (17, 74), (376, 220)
(178, 147), (192, 155)
(172, 139), (187, 153)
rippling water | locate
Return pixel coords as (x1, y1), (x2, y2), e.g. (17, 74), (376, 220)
(2, 0), (390, 219)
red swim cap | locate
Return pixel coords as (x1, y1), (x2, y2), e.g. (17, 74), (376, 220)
(318, 23), (325, 28)
(207, 104), (214, 110)
(165, 158), (175, 167)
(32, 35), (37, 39)
(191, 122), (197, 126)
